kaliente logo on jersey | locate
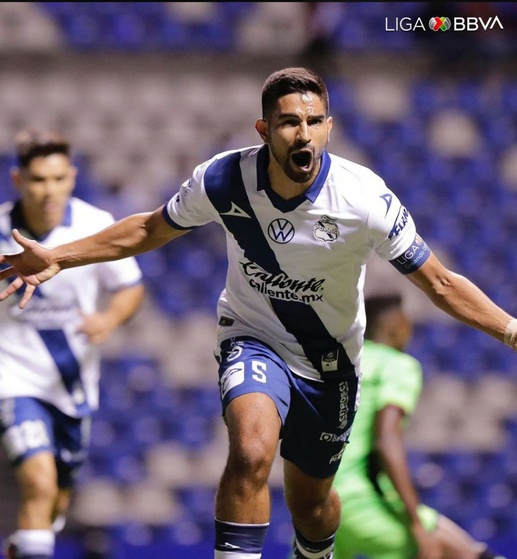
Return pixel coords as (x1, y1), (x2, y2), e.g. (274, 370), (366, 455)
(385, 15), (503, 31)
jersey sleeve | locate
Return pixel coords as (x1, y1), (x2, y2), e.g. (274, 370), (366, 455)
(163, 159), (219, 230)
(367, 185), (430, 275)
(97, 257), (143, 292)
(376, 352), (423, 416)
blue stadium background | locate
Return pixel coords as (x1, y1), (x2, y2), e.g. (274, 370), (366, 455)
(1, 2), (517, 558)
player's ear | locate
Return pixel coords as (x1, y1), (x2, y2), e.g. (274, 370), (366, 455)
(255, 118), (268, 142)
(10, 167), (21, 191)
(65, 164), (77, 194)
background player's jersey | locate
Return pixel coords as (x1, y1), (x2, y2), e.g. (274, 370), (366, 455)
(164, 145), (430, 381)
(333, 339), (422, 496)
(0, 197), (143, 417)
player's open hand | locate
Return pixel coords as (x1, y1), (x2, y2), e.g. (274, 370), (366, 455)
(76, 311), (118, 345)
(0, 229), (61, 308)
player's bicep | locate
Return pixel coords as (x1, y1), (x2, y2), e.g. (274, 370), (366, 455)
(145, 206), (190, 245)
(377, 404), (405, 426)
(374, 405), (405, 444)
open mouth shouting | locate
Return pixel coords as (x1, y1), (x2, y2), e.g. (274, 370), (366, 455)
(290, 149), (314, 174)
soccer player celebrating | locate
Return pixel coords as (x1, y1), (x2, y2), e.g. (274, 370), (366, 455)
(0, 129), (145, 559)
(0, 69), (515, 559)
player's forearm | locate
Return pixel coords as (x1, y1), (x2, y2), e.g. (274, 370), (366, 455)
(53, 213), (169, 269)
(408, 254), (513, 343)
(424, 273), (511, 341)
(377, 438), (422, 524)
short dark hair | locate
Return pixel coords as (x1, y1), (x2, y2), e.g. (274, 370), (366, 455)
(364, 293), (403, 340)
(261, 67), (329, 119)
(15, 128), (71, 169)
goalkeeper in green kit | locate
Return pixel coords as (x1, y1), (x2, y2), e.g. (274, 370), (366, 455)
(332, 294), (506, 559)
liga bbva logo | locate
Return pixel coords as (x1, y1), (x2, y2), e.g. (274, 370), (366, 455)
(385, 15), (503, 31)
(429, 17), (451, 31)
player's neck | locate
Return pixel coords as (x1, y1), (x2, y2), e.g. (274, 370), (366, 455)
(268, 163), (319, 201)
(20, 203), (61, 238)
(271, 182), (310, 200)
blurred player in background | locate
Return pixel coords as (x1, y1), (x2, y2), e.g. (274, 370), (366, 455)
(0, 69), (516, 559)
(0, 129), (145, 559)
(333, 293), (506, 559)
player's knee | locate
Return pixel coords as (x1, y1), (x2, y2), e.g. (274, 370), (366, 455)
(289, 497), (326, 522)
(21, 468), (58, 503)
(226, 440), (275, 486)
(287, 486), (339, 524)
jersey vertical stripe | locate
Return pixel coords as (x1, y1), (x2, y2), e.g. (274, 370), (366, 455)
(37, 329), (88, 416)
(204, 151), (282, 274)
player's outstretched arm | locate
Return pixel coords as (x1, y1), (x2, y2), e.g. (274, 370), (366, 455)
(407, 251), (517, 351)
(0, 206), (187, 309)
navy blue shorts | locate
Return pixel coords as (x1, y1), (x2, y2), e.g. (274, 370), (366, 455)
(0, 397), (90, 487)
(217, 336), (359, 478)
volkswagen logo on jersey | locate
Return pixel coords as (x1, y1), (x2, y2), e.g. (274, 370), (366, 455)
(313, 215), (339, 243)
(268, 218), (295, 244)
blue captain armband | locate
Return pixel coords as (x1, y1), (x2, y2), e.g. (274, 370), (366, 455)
(389, 234), (431, 275)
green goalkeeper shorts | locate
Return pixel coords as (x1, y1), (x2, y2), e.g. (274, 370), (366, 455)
(333, 487), (439, 559)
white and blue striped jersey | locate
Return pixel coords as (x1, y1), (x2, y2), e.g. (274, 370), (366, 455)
(0, 197), (143, 417)
(164, 145), (430, 382)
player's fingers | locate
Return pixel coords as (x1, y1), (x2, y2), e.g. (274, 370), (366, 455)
(88, 334), (106, 345)
(12, 228), (33, 248)
(0, 276), (24, 300)
(18, 283), (37, 309)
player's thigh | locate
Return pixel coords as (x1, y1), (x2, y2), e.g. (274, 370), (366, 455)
(433, 514), (486, 559)
(218, 337), (291, 459)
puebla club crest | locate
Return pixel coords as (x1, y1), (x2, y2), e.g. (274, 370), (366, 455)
(313, 215), (339, 243)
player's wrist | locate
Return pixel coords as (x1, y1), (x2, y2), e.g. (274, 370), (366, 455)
(503, 318), (517, 350)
